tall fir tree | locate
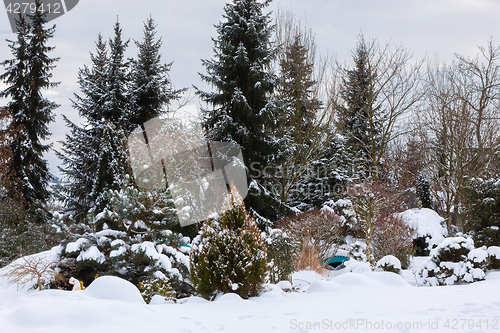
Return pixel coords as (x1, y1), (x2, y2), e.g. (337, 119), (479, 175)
(278, 34), (321, 136)
(59, 23), (131, 221)
(197, 0), (281, 223)
(337, 38), (380, 170)
(58, 34), (109, 221)
(55, 116), (99, 222)
(106, 20), (131, 130)
(71, 34), (109, 124)
(91, 120), (130, 215)
(130, 17), (185, 129)
(274, 30), (326, 210)
(0, 6), (59, 205)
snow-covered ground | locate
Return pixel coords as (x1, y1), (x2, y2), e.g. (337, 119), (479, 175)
(1, 208), (497, 332)
(1, 258), (499, 333)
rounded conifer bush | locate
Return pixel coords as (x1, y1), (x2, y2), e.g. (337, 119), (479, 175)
(190, 188), (267, 300)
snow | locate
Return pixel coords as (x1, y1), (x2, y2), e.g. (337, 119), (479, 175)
(376, 255), (402, 270)
(83, 276), (145, 303)
(429, 236), (474, 258)
(487, 246), (500, 259)
(468, 248), (488, 263)
(77, 246), (105, 264)
(2, 251), (500, 332)
(65, 238), (88, 253)
(399, 208), (448, 249)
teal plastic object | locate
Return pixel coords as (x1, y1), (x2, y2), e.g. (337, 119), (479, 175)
(323, 256), (350, 266)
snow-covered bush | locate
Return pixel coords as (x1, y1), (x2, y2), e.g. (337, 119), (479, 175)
(376, 255), (401, 274)
(59, 228), (192, 297)
(418, 237), (486, 286)
(190, 189), (267, 300)
(138, 277), (176, 303)
(349, 241), (367, 262)
(487, 246), (500, 270)
(277, 209), (344, 262)
(322, 199), (361, 237)
(464, 177), (500, 247)
(398, 208), (447, 256)
(372, 214), (414, 269)
(0, 198), (56, 267)
(265, 229), (298, 283)
(92, 176), (180, 239)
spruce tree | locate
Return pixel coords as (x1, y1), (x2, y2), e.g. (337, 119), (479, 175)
(130, 17), (185, 129)
(416, 173), (433, 209)
(274, 29), (325, 209)
(197, 0), (281, 223)
(55, 116), (99, 222)
(71, 34), (109, 124)
(106, 21), (131, 130)
(278, 34), (321, 136)
(0, 7), (59, 205)
(91, 120), (130, 219)
(337, 38), (380, 170)
(59, 34), (109, 221)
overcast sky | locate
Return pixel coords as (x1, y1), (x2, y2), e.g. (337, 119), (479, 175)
(1, 0), (500, 179)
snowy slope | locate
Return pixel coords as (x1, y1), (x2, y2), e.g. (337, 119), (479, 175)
(1, 264), (499, 332)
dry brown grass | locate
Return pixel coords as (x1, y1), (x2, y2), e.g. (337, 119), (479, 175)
(294, 239), (331, 276)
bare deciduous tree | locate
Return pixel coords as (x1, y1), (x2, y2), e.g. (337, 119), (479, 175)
(418, 42), (500, 230)
(336, 35), (425, 179)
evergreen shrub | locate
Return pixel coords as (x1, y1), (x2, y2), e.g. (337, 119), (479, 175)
(190, 189), (267, 300)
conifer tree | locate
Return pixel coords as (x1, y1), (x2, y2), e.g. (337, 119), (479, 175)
(55, 116), (99, 222)
(130, 17), (185, 129)
(91, 120), (130, 216)
(196, 0), (281, 223)
(273, 20), (329, 209)
(71, 34), (109, 124)
(416, 173), (433, 209)
(0, 6), (59, 205)
(337, 38), (377, 165)
(190, 187), (267, 299)
(58, 34), (109, 221)
(106, 21), (131, 130)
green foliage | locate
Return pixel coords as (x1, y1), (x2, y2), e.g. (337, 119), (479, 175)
(129, 16), (185, 129)
(464, 178), (500, 247)
(0, 5), (59, 204)
(197, 0), (281, 222)
(0, 198), (55, 267)
(487, 246), (500, 270)
(413, 236), (430, 256)
(266, 229), (298, 283)
(138, 277), (176, 303)
(56, 208), (192, 296)
(190, 190), (268, 300)
(93, 175), (179, 238)
(376, 255), (401, 274)
(416, 173), (433, 209)
(418, 237), (485, 286)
